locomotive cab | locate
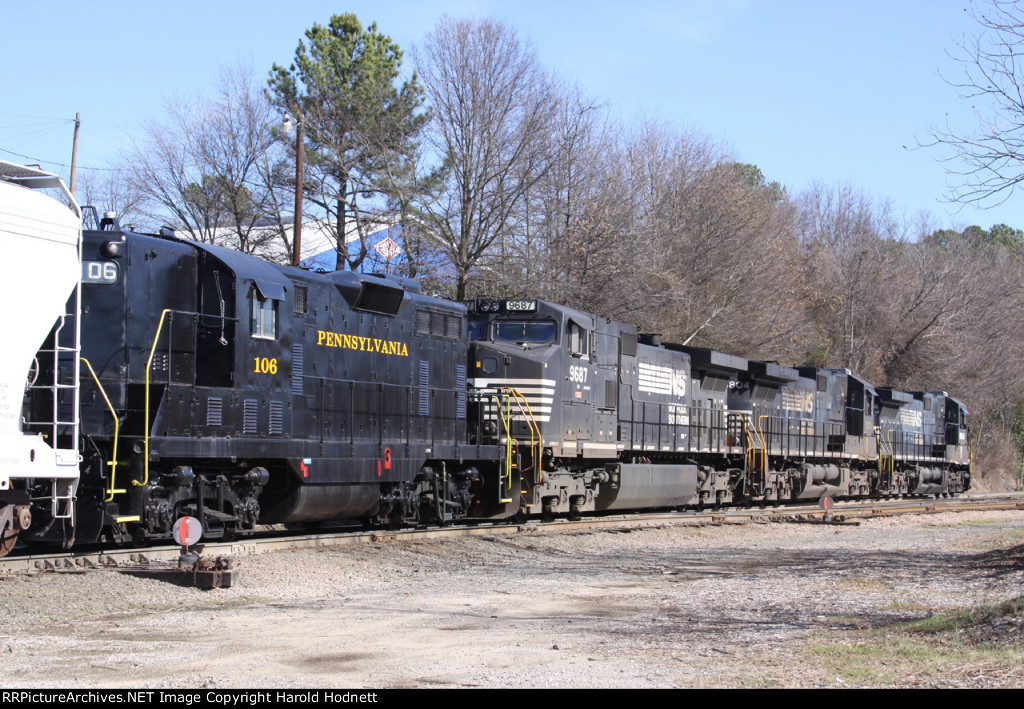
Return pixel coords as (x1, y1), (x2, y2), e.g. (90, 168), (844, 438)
(467, 299), (559, 448)
(58, 222), (274, 546)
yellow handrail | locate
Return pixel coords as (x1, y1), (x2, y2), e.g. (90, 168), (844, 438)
(741, 416), (752, 468)
(496, 392), (514, 501)
(491, 386), (544, 501)
(81, 357), (120, 502)
(756, 414), (769, 473)
(498, 387), (542, 482)
(875, 426), (895, 478)
(886, 428), (895, 473)
(875, 427), (884, 474)
(140, 309), (172, 488)
(741, 415), (757, 473)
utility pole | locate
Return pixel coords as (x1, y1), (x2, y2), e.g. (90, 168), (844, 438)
(69, 113), (81, 196)
(292, 116), (303, 268)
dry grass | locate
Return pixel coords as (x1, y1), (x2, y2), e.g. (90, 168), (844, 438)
(804, 595), (1024, 687)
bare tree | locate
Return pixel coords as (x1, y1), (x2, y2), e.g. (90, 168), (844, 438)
(794, 181), (1020, 399)
(474, 83), (612, 303)
(415, 17), (559, 300)
(121, 62), (292, 259)
(555, 121), (806, 360)
(926, 0), (1024, 207)
(75, 168), (145, 229)
(796, 183), (917, 379)
(915, 224), (1024, 486)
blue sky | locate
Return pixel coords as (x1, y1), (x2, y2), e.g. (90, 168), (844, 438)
(1, 0), (1019, 232)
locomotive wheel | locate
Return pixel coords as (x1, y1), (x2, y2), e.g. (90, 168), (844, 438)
(0, 524), (17, 558)
(131, 526), (148, 548)
(0, 505), (30, 557)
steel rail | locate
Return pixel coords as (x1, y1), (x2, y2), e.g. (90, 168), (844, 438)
(2, 492), (1021, 576)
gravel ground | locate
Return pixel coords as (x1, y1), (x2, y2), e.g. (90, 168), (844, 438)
(0, 509), (1022, 688)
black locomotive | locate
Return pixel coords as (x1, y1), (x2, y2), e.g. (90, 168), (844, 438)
(21, 216), (971, 550)
(467, 300), (970, 519)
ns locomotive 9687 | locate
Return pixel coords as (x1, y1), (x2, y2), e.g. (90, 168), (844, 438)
(1, 161), (971, 554)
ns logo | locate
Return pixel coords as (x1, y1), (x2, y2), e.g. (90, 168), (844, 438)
(672, 370), (687, 397)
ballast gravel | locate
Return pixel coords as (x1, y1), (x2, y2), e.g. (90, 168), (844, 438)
(0, 508), (1022, 688)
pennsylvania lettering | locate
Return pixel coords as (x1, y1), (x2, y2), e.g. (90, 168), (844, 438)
(316, 330), (409, 357)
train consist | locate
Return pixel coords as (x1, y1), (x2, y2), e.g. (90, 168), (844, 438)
(0, 161), (971, 555)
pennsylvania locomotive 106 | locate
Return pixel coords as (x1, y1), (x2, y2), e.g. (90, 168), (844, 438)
(0, 161), (971, 555)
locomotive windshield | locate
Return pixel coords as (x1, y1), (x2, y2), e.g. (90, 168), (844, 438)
(468, 319), (488, 341)
(494, 320), (557, 343)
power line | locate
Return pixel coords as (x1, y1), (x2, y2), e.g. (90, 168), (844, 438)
(0, 113), (76, 122)
(0, 146), (123, 172)
(0, 113), (123, 172)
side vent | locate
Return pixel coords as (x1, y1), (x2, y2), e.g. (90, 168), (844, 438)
(354, 281), (404, 315)
(292, 342), (304, 395)
(620, 331), (638, 358)
(605, 380), (617, 410)
(269, 401), (284, 435)
(456, 364), (467, 419)
(418, 360), (430, 416)
(416, 309), (463, 340)
(416, 310), (429, 334)
(293, 284), (308, 315)
(243, 399), (258, 435)
(206, 397), (223, 426)
(446, 314), (463, 339)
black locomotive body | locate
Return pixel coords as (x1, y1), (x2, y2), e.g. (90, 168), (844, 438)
(725, 363), (873, 503)
(874, 388), (970, 496)
(27, 215), (503, 548)
(466, 298), (972, 521)
(19, 219), (973, 550)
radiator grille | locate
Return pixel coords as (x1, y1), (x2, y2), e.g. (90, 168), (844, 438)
(206, 397), (222, 426)
(269, 401), (284, 435)
(243, 399), (258, 435)
(416, 309), (463, 340)
(291, 342), (304, 395)
(418, 360), (430, 416)
(293, 284), (308, 315)
(456, 364), (467, 419)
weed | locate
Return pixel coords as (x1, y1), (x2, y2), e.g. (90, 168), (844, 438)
(801, 596), (1024, 687)
(927, 518), (1006, 529)
(901, 596), (1024, 636)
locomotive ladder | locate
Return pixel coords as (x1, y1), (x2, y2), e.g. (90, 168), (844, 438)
(23, 304), (81, 521)
(81, 357), (121, 502)
(876, 427), (895, 486)
(494, 388), (542, 505)
(739, 414), (768, 496)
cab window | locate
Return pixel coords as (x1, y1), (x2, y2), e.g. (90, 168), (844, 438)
(494, 320), (557, 343)
(566, 321), (590, 357)
(468, 319), (488, 341)
(252, 293), (277, 339)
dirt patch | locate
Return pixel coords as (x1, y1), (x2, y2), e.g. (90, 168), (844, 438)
(0, 510), (1022, 688)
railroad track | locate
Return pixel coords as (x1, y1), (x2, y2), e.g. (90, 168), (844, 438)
(2, 492), (1022, 578)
